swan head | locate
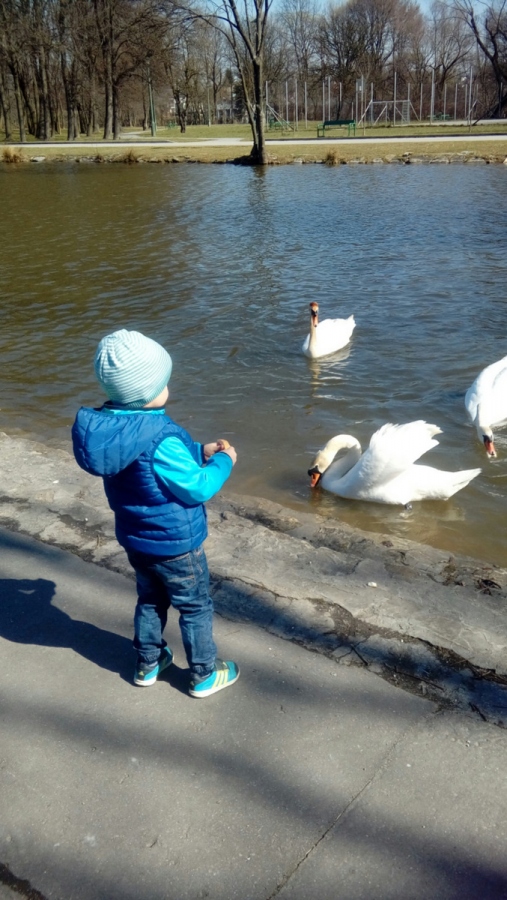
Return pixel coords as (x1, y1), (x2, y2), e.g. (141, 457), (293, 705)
(482, 431), (497, 458)
(309, 302), (319, 327)
(308, 435), (361, 488)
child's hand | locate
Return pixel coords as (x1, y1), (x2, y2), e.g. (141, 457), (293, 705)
(223, 445), (237, 465)
(203, 442), (220, 460)
(203, 440), (237, 465)
(216, 439), (237, 465)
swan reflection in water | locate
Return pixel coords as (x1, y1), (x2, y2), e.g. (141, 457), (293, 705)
(306, 344), (353, 400)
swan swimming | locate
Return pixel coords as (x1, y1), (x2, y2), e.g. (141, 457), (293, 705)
(302, 302), (355, 359)
(308, 421), (481, 506)
(465, 354), (507, 457)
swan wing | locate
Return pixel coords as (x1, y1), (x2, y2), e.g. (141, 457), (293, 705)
(465, 355), (507, 428)
(338, 422), (442, 497)
(303, 315), (355, 358)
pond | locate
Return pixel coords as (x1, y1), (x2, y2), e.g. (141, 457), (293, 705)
(1, 160), (506, 566)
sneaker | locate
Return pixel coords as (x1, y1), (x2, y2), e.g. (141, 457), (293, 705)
(134, 647), (173, 687)
(189, 659), (240, 698)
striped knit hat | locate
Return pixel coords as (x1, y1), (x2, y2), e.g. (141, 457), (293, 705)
(94, 330), (173, 409)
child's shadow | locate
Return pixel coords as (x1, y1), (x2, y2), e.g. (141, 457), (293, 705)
(0, 576), (191, 692)
(0, 576), (132, 679)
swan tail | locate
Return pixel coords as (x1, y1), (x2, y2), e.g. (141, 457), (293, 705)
(410, 466), (481, 502)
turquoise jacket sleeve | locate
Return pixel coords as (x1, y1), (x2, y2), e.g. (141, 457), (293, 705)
(153, 436), (233, 504)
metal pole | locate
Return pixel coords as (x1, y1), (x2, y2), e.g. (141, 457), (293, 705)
(454, 82), (457, 121)
(286, 80), (289, 124)
(305, 82), (307, 130)
(207, 83), (211, 127)
(295, 79), (298, 130)
(371, 82), (373, 125)
(443, 83), (446, 120)
(419, 81), (423, 121)
(393, 70), (397, 126)
(322, 79), (325, 122)
(468, 66), (473, 126)
(328, 75), (331, 119)
(430, 70), (434, 122)
(265, 81), (269, 126)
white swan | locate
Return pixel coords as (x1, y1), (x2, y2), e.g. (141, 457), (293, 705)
(308, 421), (481, 505)
(302, 302), (355, 359)
(465, 354), (507, 457)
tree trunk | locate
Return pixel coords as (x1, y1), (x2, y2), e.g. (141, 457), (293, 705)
(174, 90), (187, 132)
(17, 70), (37, 135)
(61, 54), (77, 139)
(11, 68), (26, 141)
(0, 70), (12, 139)
(251, 56), (267, 164)
(35, 43), (51, 139)
(112, 79), (121, 139)
(103, 44), (114, 138)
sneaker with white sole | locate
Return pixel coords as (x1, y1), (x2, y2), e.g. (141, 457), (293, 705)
(189, 659), (240, 698)
(134, 646), (173, 687)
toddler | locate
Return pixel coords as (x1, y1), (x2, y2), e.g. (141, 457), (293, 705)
(72, 329), (239, 698)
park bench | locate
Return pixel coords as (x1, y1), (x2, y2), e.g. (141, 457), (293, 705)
(317, 119), (356, 138)
(434, 113), (451, 121)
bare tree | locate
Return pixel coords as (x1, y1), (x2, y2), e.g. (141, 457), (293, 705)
(168, 0), (274, 163)
(429, 0), (473, 93)
(455, 0), (507, 116)
(280, 0), (319, 80)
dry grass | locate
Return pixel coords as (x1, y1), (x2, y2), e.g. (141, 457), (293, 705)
(2, 146), (24, 163)
(324, 149), (339, 166)
(119, 149), (139, 164)
(1, 136), (506, 167)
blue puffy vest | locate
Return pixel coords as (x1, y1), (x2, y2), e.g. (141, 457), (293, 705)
(72, 406), (207, 557)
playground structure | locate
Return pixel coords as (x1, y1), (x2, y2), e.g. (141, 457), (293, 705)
(264, 69), (480, 131)
(357, 99), (412, 126)
(266, 103), (293, 132)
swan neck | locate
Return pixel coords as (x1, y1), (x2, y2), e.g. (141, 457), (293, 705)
(319, 436), (361, 478)
(309, 314), (318, 349)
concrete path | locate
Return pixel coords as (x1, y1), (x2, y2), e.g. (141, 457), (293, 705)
(5, 133), (507, 150)
(1, 525), (507, 900)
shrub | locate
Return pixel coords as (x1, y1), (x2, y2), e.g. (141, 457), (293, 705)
(324, 150), (339, 166)
(3, 147), (23, 164)
(121, 149), (139, 164)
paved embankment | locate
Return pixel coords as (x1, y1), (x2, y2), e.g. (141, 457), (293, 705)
(0, 432), (506, 726)
(2, 433), (507, 899)
(2, 527), (507, 900)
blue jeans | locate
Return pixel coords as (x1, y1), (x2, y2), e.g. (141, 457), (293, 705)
(128, 545), (217, 678)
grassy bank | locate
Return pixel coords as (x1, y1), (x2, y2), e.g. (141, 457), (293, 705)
(5, 120), (506, 141)
(2, 120), (507, 166)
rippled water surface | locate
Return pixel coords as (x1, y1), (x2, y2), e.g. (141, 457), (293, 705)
(1, 162), (506, 565)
